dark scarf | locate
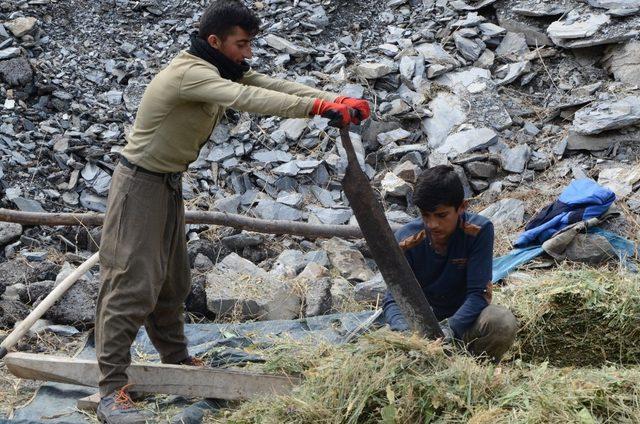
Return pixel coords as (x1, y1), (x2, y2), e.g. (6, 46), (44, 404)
(188, 32), (249, 81)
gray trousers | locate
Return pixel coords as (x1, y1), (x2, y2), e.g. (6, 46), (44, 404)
(95, 163), (191, 397)
(462, 304), (518, 361)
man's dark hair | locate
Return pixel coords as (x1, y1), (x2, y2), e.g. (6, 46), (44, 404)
(413, 165), (464, 212)
(199, 0), (261, 40)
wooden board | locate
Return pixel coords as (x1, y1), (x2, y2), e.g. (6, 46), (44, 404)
(76, 393), (100, 412)
(5, 353), (300, 401)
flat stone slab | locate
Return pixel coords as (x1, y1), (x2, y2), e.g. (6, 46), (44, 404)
(548, 12), (610, 40)
(572, 96), (640, 135)
(479, 198), (525, 228)
(435, 127), (498, 158)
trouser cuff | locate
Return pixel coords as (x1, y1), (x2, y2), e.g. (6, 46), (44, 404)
(99, 380), (129, 398)
(161, 349), (190, 365)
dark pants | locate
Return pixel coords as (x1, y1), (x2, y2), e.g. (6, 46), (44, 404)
(462, 304), (518, 361)
(95, 163), (191, 397)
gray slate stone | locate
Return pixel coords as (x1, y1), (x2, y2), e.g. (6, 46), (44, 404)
(324, 53), (347, 73)
(354, 273), (387, 302)
(0, 57), (33, 86)
(572, 96), (640, 135)
(495, 32), (529, 61)
(603, 41), (640, 87)
(501, 144), (532, 173)
(381, 172), (412, 196)
(547, 12), (609, 41)
(303, 250), (330, 267)
(264, 34), (311, 56)
(221, 233), (263, 250)
(207, 145), (235, 162)
(310, 186), (335, 207)
(566, 234), (617, 264)
(422, 92), (467, 149)
(214, 194), (241, 213)
(0, 222), (22, 247)
(454, 33), (485, 61)
(322, 237), (374, 282)
(45, 277), (99, 327)
(479, 198), (525, 228)
(0, 300), (29, 329)
(356, 61), (395, 79)
(205, 268), (301, 321)
(0, 47), (21, 60)
(251, 150), (292, 163)
(271, 249), (307, 277)
(304, 278), (332, 317)
(280, 118), (308, 140)
(464, 161), (497, 179)
(79, 191), (107, 213)
(435, 127), (498, 158)
(313, 208), (353, 225)
(255, 199), (303, 221)
(12, 197), (45, 213)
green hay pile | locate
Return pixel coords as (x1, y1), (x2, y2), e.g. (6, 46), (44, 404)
(210, 330), (640, 424)
(497, 267), (640, 366)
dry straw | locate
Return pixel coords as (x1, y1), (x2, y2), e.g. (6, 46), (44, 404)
(211, 329), (640, 423)
(498, 265), (640, 366)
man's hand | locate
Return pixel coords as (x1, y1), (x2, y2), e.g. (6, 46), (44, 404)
(439, 319), (455, 344)
(335, 96), (371, 125)
(387, 312), (410, 332)
(311, 99), (355, 128)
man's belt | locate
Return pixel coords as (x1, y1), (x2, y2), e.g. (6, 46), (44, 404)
(119, 156), (182, 191)
(119, 156), (171, 178)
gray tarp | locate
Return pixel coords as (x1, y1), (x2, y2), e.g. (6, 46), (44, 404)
(3, 311), (380, 424)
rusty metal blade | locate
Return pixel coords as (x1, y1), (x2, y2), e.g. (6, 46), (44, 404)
(339, 127), (443, 338)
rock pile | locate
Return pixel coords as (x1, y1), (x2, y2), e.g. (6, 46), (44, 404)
(1, 0), (639, 328)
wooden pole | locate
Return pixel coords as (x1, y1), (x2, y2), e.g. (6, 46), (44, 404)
(0, 208), (396, 239)
(0, 252), (100, 359)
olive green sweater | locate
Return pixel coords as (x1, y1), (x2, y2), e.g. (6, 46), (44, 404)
(121, 51), (338, 173)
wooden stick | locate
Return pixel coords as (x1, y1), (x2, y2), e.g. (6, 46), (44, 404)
(0, 252), (100, 359)
(0, 208), (392, 239)
(5, 352), (300, 400)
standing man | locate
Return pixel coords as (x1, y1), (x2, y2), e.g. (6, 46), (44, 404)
(95, 1), (370, 422)
(383, 165), (518, 362)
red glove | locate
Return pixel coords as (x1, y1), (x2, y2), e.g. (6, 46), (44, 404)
(311, 99), (354, 128)
(335, 96), (371, 125)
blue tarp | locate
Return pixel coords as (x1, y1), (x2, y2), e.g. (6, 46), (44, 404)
(492, 228), (638, 282)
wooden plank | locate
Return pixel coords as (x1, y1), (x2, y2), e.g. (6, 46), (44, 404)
(77, 393), (100, 412)
(5, 353), (300, 401)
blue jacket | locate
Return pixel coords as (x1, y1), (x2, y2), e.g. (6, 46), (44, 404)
(382, 212), (494, 337)
(514, 179), (615, 248)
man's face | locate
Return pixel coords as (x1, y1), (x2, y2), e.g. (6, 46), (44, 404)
(421, 204), (464, 245)
(207, 26), (253, 64)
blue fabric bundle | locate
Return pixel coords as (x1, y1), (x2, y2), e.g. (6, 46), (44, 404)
(514, 179), (615, 248)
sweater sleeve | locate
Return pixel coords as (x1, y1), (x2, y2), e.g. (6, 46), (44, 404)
(382, 239), (414, 331)
(448, 222), (494, 337)
(179, 63), (316, 118)
(240, 70), (338, 102)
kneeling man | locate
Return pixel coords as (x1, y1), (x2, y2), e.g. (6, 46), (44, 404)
(383, 165), (518, 361)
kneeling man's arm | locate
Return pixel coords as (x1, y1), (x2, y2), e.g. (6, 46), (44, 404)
(448, 222), (494, 337)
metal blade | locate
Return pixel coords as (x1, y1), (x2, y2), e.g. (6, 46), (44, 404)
(339, 127), (443, 338)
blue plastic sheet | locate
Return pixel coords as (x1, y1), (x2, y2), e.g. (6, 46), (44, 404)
(492, 245), (545, 282)
(492, 228), (638, 282)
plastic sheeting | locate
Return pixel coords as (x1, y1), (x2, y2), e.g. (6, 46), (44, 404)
(4, 311), (381, 424)
(492, 228), (638, 282)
